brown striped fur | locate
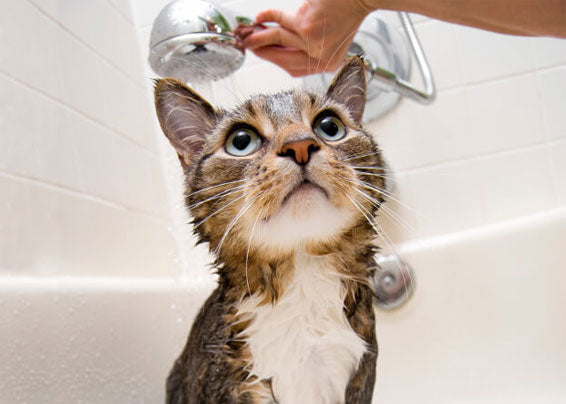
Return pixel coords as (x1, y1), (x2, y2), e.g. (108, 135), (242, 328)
(155, 57), (384, 403)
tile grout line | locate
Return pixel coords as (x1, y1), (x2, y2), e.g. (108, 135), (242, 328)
(105, 0), (134, 25)
(0, 70), (159, 161)
(25, 0), (146, 92)
(438, 61), (566, 94)
(397, 140), (552, 176)
(532, 59), (560, 208)
(0, 169), (169, 223)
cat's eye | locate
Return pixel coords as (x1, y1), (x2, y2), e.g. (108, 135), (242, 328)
(313, 114), (346, 141)
(225, 128), (262, 156)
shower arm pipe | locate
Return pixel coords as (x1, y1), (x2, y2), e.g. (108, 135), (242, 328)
(369, 12), (436, 104)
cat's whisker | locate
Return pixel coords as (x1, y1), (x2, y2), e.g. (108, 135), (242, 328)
(377, 202), (417, 234)
(183, 52), (223, 81)
(343, 151), (382, 161)
(187, 179), (246, 198)
(354, 170), (399, 184)
(355, 179), (417, 213)
(345, 194), (414, 305)
(314, 15), (326, 74)
(188, 185), (247, 210)
(193, 193), (247, 228)
(165, 56), (248, 104)
(352, 186), (416, 234)
(245, 208), (265, 306)
(350, 166), (389, 171)
(165, 55), (223, 81)
(344, 193), (389, 249)
(214, 193), (262, 256)
(321, 28), (360, 73)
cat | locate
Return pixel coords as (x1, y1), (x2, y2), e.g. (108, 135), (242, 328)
(154, 56), (386, 404)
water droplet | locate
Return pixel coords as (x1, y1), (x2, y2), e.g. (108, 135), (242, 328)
(170, 303), (176, 310)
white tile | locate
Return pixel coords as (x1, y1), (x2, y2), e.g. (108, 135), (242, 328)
(374, 172), (421, 245)
(134, 89), (160, 153)
(457, 25), (535, 84)
(224, 0), (303, 19)
(33, 106), (84, 192)
(406, 161), (486, 237)
(68, 111), (124, 203)
(28, 0), (144, 84)
(130, 0), (172, 28)
(416, 21), (463, 90)
(113, 136), (168, 216)
(537, 66), (566, 141)
(137, 25), (154, 77)
(0, 76), (41, 177)
(108, 0), (135, 23)
(0, 1), (63, 98)
(478, 147), (554, 223)
(99, 61), (157, 152)
(0, 76), (83, 191)
(533, 37), (566, 69)
(0, 174), (176, 277)
(548, 142), (566, 206)
(79, 203), (177, 276)
(58, 37), (108, 124)
(147, 156), (170, 217)
(230, 62), (302, 98)
(465, 73), (545, 154)
(0, 175), (38, 273)
(370, 88), (476, 170)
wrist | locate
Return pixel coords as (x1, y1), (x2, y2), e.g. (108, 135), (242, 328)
(353, 0), (378, 17)
(356, 0), (420, 14)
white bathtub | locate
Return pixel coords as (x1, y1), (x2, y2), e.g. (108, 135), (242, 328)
(1, 208), (565, 403)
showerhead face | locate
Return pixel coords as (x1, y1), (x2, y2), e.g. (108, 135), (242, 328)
(149, 0), (245, 84)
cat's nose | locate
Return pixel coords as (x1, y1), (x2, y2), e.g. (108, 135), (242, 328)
(279, 138), (320, 166)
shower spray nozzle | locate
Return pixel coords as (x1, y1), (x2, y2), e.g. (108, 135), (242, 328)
(148, 0), (246, 84)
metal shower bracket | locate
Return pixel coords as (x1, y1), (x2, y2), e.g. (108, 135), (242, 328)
(371, 12), (436, 104)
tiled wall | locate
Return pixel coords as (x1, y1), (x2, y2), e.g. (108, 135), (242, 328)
(372, 18), (566, 242)
(1, 2), (561, 275)
(133, 0), (566, 259)
(0, 0), (178, 277)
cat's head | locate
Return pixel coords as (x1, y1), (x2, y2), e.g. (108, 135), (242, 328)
(154, 56), (385, 261)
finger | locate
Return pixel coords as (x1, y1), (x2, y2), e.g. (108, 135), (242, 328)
(255, 9), (296, 31)
(243, 27), (305, 51)
(251, 47), (325, 77)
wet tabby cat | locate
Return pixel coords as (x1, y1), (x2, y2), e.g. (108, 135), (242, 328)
(154, 56), (386, 404)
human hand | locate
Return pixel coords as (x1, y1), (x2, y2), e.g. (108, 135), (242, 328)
(242, 0), (371, 77)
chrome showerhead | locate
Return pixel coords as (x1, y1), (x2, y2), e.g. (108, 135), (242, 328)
(148, 1), (435, 121)
(148, 0), (245, 84)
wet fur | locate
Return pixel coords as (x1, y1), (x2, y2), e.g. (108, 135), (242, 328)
(155, 57), (385, 404)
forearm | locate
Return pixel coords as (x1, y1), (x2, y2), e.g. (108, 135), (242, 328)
(358, 0), (566, 37)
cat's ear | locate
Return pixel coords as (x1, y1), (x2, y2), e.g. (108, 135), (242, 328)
(325, 56), (367, 125)
(154, 79), (219, 170)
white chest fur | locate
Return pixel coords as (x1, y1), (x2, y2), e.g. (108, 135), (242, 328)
(237, 254), (367, 404)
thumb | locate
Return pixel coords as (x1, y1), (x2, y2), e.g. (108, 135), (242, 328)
(255, 9), (297, 31)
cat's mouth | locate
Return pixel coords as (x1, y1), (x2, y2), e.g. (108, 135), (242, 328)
(281, 179), (328, 206)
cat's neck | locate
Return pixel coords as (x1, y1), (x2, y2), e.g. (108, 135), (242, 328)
(215, 223), (376, 306)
